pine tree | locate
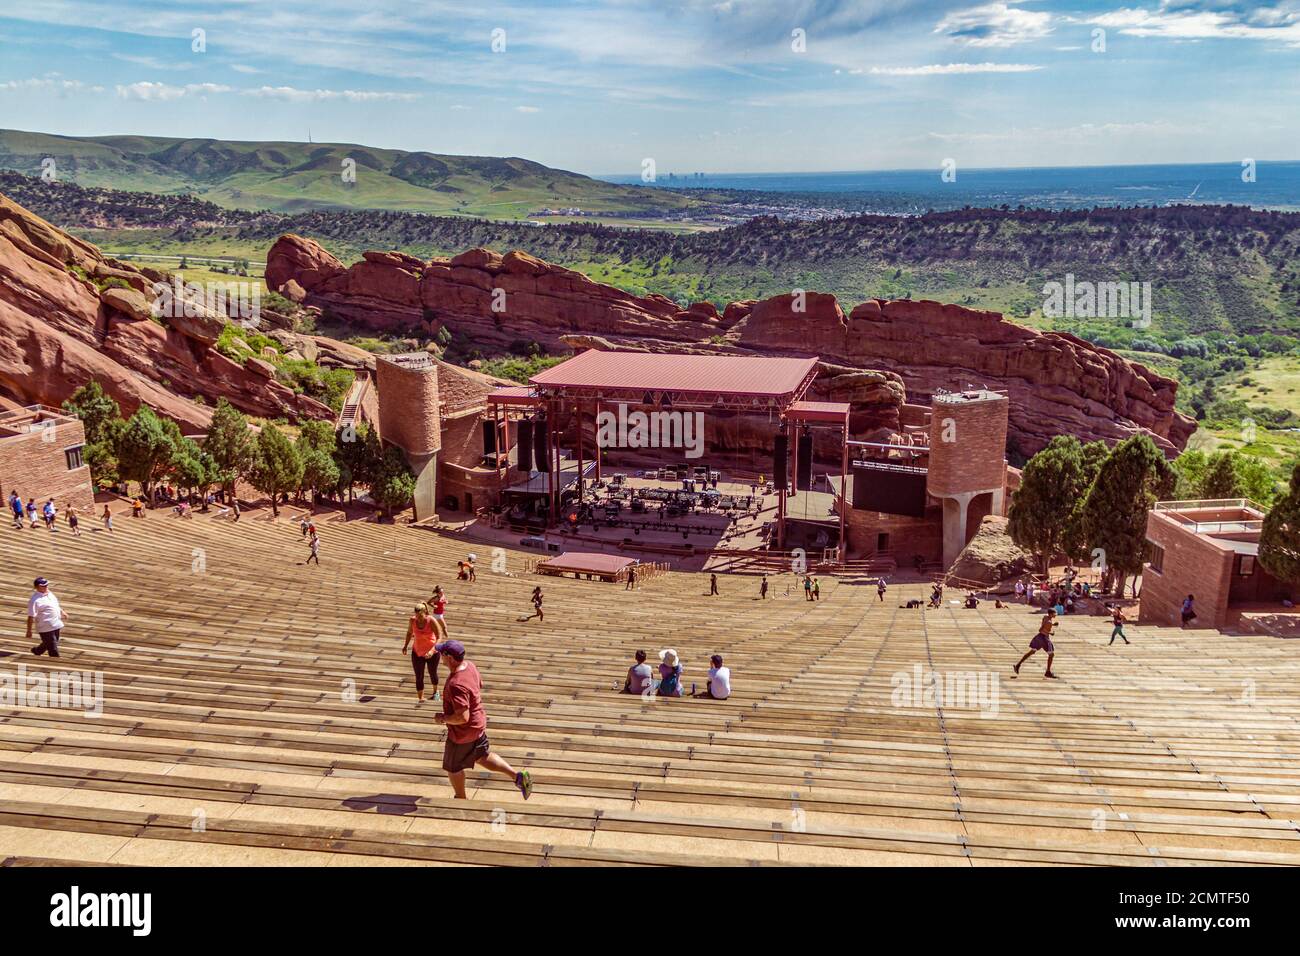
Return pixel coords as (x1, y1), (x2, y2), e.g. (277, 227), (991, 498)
(1080, 434), (1175, 597)
(1200, 451), (1244, 499)
(249, 425), (303, 517)
(1008, 436), (1091, 573)
(204, 399), (254, 498)
(1259, 462), (1300, 587)
(115, 407), (177, 500)
(372, 446), (417, 518)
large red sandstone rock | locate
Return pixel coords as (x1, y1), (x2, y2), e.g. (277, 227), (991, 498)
(0, 193), (339, 429)
(265, 235), (1195, 456)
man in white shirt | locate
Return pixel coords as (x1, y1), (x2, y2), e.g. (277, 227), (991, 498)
(704, 653), (731, 700)
(27, 577), (67, 658)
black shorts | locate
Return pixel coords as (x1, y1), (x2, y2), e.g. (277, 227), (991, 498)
(442, 732), (490, 773)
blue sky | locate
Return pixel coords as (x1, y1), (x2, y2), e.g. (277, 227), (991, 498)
(0, 0), (1297, 174)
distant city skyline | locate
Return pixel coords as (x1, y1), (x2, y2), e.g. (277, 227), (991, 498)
(1, 1), (1298, 176)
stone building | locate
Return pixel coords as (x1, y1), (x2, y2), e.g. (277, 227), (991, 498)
(0, 406), (95, 516)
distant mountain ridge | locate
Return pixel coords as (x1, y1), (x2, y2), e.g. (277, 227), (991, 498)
(0, 128), (701, 218)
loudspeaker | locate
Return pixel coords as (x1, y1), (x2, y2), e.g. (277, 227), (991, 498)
(534, 419), (550, 472)
(773, 434), (788, 491)
(515, 420), (533, 472)
(482, 419), (497, 455)
(796, 432), (813, 490)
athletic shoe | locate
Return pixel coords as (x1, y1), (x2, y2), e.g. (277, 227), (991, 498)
(515, 769), (533, 800)
(30, 645), (44, 656)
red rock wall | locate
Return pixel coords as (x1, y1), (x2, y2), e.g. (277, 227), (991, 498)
(267, 235), (1195, 458)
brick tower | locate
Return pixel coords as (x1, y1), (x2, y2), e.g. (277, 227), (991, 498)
(926, 389), (1009, 568)
(375, 353), (442, 520)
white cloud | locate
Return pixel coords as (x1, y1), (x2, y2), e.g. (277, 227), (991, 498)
(1087, 5), (1300, 44)
(515, 105), (540, 113)
(245, 85), (421, 102)
(937, 2), (1054, 47)
(869, 62), (1043, 75)
(0, 77), (105, 95)
(115, 81), (233, 100)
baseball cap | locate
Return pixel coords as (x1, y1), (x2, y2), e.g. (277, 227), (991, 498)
(435, 640), (465, 660)
(33, 577), (48, 588)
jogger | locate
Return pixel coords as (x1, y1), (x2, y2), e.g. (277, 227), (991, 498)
(1109, 606), (1130, 645)
(1014, 608), (1058, 679)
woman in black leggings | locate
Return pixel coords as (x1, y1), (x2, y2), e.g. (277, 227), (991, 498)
(401, 603), (441, 703)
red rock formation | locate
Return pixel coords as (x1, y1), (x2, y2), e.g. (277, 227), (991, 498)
(265, 235), (1195, 455)
(0, 194), (338, 430)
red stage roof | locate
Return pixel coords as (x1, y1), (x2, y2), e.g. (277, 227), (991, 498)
(530, 349), (818, 400)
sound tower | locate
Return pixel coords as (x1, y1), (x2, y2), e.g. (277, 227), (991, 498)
(534, 418), (550, 472)
(773, 433), (788, 491)
(796, 431), (813, 490)
(516, 419), (533, 472)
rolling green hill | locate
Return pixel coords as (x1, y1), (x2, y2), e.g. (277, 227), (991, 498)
(0, 128), (706, 219)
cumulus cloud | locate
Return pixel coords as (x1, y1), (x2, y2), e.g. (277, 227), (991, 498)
(1087, 3), (1300, 44)
(937, 2), (1054, 47)
(0, 76), (105, 95)
(515, 105), (541, 112)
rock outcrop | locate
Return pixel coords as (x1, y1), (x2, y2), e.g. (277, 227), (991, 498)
(0, 193), (338, 431)
(949, 516), (1034, 590)
(266, 235), (1194, 455)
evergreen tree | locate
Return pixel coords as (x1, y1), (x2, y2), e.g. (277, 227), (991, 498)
(1259, 462), (1300, 588)
(336, 421), (382, 502)
(1200, 451), (1243, 499)
(1079, 434), (1175, 596)
(62, 381), (125, 487)
(249, 425), (303, 517)
(61, 381), (120, 446)
(1008, 436), (1092, 573)
(115, 407), (176, 500)
(372, 446), (417, 518)
(204, 399), (254, 498)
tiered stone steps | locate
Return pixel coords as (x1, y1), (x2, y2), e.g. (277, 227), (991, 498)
(0, 507), (1297, 866)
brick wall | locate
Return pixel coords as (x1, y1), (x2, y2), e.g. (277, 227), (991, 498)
(927, 394), (1008, 497)
(1140, 511), (1235, 629)
(845, 504), (944, 565)
(0, 418), (95, 516)
(376, 357), (442, 457)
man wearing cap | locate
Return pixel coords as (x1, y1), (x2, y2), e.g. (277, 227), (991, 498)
(27, 578), (68, 658)
(433, 640), (533, 800)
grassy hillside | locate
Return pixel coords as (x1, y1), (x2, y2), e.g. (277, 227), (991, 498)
(0, 128), (709, 219)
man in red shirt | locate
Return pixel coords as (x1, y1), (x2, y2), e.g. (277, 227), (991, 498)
(434, 640), (533, 800)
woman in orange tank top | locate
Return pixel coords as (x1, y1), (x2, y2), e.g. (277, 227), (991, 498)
(401, 603), (441, 703)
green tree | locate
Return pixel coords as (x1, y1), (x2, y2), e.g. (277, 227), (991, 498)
(1235, 455), (1279, 508)
(62, 381), (125, 487)
(1200, 451), (1243, 499)
(61, 381), (120, 446)
(335, 421), (381, 502)
(1172, 449), (1210, 499)
(372, 446), (417, 518)
(1079, 434), (1175, 597)
(248, 425), (303, 517)
(203, 399), (254, 498)
(298, 446), (341, 504)
(115, 407), (176, 500)
(1008, 436), (1095, 573)
(1259, 462), (1300, 589)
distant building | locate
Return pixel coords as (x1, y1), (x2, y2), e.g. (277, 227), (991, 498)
(1141, 499), (1286, 629)
(0, 405), (95, 516)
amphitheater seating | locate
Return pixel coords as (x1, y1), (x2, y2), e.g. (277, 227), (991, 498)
(0, 505), (1297, 867)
